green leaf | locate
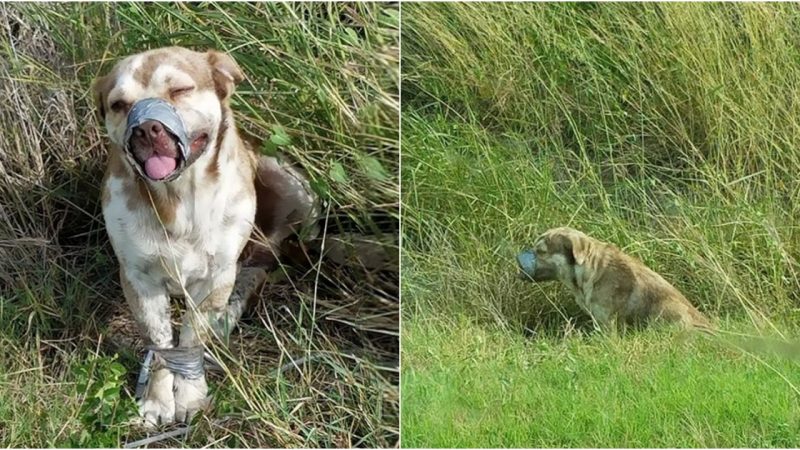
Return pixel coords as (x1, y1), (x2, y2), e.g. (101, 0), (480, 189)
(270, 125), (291, 146)
(309, 178), (330, 200)
(260, 140), (278, 157)
(329, 162), (349, 184)
(380, 8), (399, 28)
(343, 28), (360, 46)
(358, 155), (389, 182)
(109, 362), (126, 377)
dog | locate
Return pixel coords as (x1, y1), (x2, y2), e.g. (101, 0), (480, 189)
(517, 227), (712, 331)
(94, 46), (317, 426)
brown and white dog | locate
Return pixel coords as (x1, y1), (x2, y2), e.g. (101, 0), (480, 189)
(94, 46), (317, 426)
(518, 227), (712, 331)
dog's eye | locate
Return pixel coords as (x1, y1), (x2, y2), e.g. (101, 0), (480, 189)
(110, 100), (129, 113)
(170, 86), (195, 99)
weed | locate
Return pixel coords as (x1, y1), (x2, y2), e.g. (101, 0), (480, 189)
(69, 355), (135, 447)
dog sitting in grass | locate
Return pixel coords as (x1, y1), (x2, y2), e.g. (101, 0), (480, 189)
(94, 47), (318, 426)
(518, 227), (712, 331)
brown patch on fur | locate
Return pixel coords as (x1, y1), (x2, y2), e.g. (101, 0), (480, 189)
(122, 178), (178, 226)
(551, 233), (577, 266)
(238, 152), (286, 268)
(207, 50), (243, 99)
(155, 47), (216, 93)
(206, 107), (229, 180)
(109, 150), (126, 178)
(253, 177), (280, 239)
(101, 150), (128, 208)
(92, 73), (115, 122)
(132, 54), (162, 87)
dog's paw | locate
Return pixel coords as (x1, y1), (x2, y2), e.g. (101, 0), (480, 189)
(173, 374), (210, 423)
(139, 369), (176, 427)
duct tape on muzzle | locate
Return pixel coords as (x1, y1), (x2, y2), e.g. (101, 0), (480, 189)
(123, 98), (191, 182)
(517, 249), (537, 279)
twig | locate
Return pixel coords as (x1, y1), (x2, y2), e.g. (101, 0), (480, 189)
(123, 426), (190, 449)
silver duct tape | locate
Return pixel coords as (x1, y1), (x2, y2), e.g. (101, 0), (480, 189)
(153, 345), (206, 380)
(517, 250), (537, 276)
(124, 98), (190, 160)
(134, 350), (154, 401)
(135, 346), (206, 398)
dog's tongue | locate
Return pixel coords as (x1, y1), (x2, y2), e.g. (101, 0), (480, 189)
(144, 155), (177, 180)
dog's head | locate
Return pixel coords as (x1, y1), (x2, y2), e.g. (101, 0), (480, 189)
(518, 227), (590, 282)
(93, 46), (243, 182)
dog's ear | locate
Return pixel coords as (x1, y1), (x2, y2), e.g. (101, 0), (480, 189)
(207, 50), (244, 99)
(92, 75), (109, 122)
(561, 230), (589, 266)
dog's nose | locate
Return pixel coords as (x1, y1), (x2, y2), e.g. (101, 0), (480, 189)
(139, 120), (164, 139)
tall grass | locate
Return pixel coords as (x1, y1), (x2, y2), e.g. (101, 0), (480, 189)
(0, 2), (398, 447)
(402, 2), (800, 329)
(402, 4), (800, 445)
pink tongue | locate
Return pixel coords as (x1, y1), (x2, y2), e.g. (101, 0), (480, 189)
(143, 155), (177, 180)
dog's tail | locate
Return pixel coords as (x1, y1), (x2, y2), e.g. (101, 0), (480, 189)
(690, 321), (718, 336)
(683, 318), (800, 366)
(689, 311), (717, 336)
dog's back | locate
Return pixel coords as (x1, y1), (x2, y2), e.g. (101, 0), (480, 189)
(598, 240), (713, 330)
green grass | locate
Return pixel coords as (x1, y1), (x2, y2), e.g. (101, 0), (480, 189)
(402, 318), (800, 448)
(0, 3), (398, 447)
(402, 3), (800, 447)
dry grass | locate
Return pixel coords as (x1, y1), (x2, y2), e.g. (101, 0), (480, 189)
(0, 3), (398, 447)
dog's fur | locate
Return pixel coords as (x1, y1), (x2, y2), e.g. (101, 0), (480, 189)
(94, 46), (316, 426)
(521, 227), (712, 331)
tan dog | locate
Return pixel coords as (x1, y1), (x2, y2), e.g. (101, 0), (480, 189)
(518, 227), (712, 331)
(94, 47), (317, 426)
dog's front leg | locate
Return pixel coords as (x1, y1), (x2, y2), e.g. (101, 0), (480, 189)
(121, 272), (176, 427)
(172, 265), (238, 422)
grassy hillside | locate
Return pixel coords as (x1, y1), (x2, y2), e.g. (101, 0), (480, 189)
(401, 3), (800, 447)
(403, 1), (800, 330)
(0, 3), (398, 447)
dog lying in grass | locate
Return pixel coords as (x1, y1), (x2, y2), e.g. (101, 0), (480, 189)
(518, 227), (712, 331)
(93, 46), (318, 426)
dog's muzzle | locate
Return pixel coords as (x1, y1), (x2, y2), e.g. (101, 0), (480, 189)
(517, 249), (537, 280)
(123, 98), (191, 182)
